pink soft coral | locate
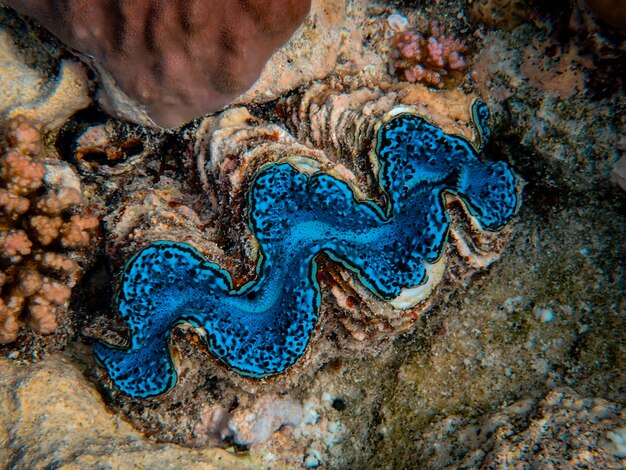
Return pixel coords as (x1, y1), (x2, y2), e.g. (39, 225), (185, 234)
(391, 22), (468, 88)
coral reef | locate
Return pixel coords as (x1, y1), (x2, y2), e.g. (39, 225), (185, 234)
(390, 22), (468, 88)
(4, 0), (311, 128)
(0, 117), (98, 344)
(94, 95), (519, 398)
(0, 0), (623, 467)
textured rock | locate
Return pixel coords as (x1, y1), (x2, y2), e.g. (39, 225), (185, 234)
(411, 388), (626, 468)
(468, 0), (531, 30)
(0, 23), (90, 131)
(471, 23), (624, 190)
(568, 0), (626, 60)
(0, 355), (258, 468)
(611, 150), (626, 190)
(228, 394), (304, 446)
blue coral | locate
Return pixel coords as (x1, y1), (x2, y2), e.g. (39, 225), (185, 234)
(94, 103), (519, 398)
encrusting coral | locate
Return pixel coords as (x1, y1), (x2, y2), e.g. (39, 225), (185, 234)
(3, 0), (312, 128)
(0, 116), (98, 344)
(390, 22), (468, 88)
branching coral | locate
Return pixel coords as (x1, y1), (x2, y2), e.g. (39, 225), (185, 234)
(0, 116), (99, 344)
(391, 22), (468, 88)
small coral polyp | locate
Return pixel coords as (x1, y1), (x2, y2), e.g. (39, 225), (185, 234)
(94, 102), (519, 398)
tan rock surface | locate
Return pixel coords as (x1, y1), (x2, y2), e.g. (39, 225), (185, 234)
(0, 355), (257, 468)
(0, 26), (89, 131)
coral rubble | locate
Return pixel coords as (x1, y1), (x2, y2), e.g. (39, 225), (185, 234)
(4, 0), (311, 128)
(0, 117), (98, 344)
(390, 22), (468, 88)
